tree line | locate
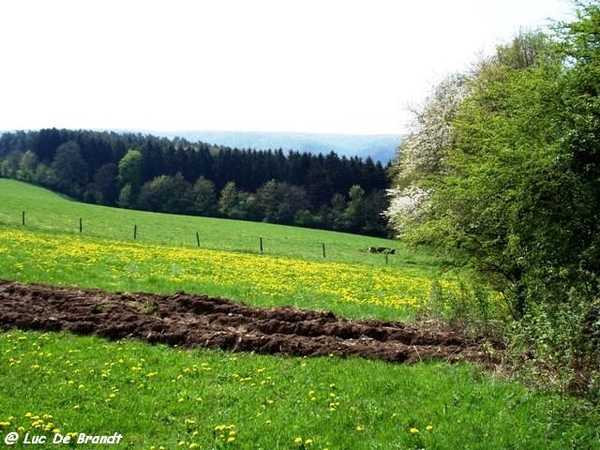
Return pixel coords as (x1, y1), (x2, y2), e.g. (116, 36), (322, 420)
(0, 129), (391, 236)
(386, 2), (600, 399)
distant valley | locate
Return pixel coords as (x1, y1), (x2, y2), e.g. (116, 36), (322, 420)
(152, 130), (400, 164)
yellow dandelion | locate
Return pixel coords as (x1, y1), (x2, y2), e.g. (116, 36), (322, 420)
(409, 427), (420, 434)
(426, 425), (434, 431)
(294, 437), (303, 445)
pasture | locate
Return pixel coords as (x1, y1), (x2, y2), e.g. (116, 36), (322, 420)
(0, 179), (457, 321)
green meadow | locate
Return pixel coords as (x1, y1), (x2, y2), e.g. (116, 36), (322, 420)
(0, 179), (598, 449)
(0, 179), (436, 268)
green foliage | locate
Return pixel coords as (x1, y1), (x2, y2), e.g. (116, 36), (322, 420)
(218, 181), (241, 219)
(387, 5), (600, 399)
(0, 129), (392, 237)
(1, 330), (598, 449)
(138, 173), (195, 214)
(51, 141), (87, 197)
(191, 176), (217, 216)
(117, 149), (143, 193)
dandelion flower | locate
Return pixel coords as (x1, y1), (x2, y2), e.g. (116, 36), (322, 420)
(426, 425), (434, 431)
(294, 437), (303, 445)
(409, 427), (420, 434)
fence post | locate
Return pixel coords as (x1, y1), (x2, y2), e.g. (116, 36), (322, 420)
(259, 237), (263, 254)
(196, 232), (200, 247)
(322, 243), (326, 259)
(134, 224), (137, 240)
(79, 218), (83, 233)
(22, 211), (25, 226)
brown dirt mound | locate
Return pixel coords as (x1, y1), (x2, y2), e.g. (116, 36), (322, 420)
(0, 280), (493, 364)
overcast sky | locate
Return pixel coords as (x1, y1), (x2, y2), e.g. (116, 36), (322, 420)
(0, 0), (574, 136)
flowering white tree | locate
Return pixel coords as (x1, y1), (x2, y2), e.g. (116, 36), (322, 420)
(384, 185), (432, 236)
(386, 74), (469, 237)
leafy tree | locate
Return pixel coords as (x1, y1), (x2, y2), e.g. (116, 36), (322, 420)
(118, 184), (135, 209)
(274, 182), (310, 225)
(137, 173), (194, 214)
(0, 150), (23, 178)
(18, 151), (39, 182)
(256, 179), (279, 222)
(432, 33), (562, 317)
(51, 141), (87, 195)
(329, 192), (347, 231)
(117, 149), (143, 193)
(386, 11), (600, 397)
(192, 176), (217, 216)
(386, 73), (469, 238)
(343, 185), (367, 233)
(94, 163), (119, 206)
(218, 181), (239, 218)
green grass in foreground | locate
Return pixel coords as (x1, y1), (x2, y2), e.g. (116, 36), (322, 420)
(0, 330), (598, 450)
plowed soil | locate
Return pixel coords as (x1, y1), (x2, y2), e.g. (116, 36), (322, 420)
(0, 280), (494, 364)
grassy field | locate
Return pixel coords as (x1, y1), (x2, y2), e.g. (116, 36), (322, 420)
(0, 330), (597, 450)
(0, 179), (598, 449)
(0, 179), (462, 321)
(0, 179), (437, 268)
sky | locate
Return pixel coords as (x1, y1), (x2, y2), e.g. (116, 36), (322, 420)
(0, 0), (575, 136)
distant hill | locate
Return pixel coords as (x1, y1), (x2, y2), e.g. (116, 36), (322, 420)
(152, 130), (400, 164)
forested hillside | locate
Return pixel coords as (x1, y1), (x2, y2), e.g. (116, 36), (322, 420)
(0, 129), (391, 236)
